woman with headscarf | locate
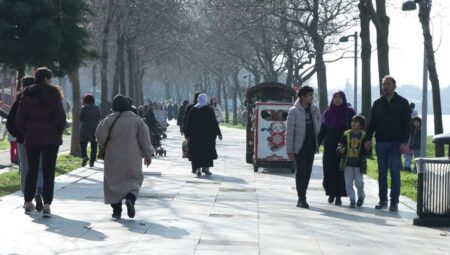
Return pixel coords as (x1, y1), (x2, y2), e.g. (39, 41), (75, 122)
(15, 67), (67, 217)
(185, 94), (222, 176)
(96, 95), (154, 219)
(80, 94), (101, 167)
(318, 91), (355, 206)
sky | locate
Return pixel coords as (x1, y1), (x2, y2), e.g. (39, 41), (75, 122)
(324, 1), (450, 91)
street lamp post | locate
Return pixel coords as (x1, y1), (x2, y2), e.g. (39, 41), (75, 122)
(402, 0), (428, 157)
(339, 31), (358, 112)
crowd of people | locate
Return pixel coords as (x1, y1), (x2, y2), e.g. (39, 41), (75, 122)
(287, 75), (416, 212)
(4, 67), (420, 220)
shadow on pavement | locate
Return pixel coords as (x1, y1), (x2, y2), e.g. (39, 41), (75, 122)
(200, 174), (248, 184)
(31, 214), (106, 241)
(309, 206), (396, 227)
(116, 219), (190, 239)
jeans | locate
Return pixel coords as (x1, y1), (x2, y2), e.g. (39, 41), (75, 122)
(25, 145), (59, 204)
(80, 140), (97, 165)
(403, 149), (420, 170)
(18, 143), (43, 195)
(344, 166), (365, 201)
(375, 142), (402, 204)
(295, 146), (316, 200)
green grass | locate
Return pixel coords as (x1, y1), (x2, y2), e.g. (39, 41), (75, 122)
(0, 153), (83, 197)
(0, 139), (10, 150)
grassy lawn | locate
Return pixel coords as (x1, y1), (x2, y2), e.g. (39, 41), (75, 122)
(0, 153), (83, 197)
(0, 139), (10, 150)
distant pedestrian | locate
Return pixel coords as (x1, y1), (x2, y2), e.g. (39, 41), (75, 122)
(318, 91), (355, 206)
(209, 97), (224, 123)
(185, 93), (222, 176)
(167, 103), (173, 121)
(410, 103), (418, 118)
(177, 100), (189, 135)
(337, 115), (367, 208)
(6, 76), (44, 210)
(365, 75), (411, 212)
(404, 117), (421, 172)
(286, 86), (322, 209)
(16, 67), (67, 217)
(80, 94), (101, 168)
(96, 95), (154, 219)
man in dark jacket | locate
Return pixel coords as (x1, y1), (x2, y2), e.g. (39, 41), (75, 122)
(365, 75), (411, 212)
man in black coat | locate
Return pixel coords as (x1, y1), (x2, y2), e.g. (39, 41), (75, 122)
(365, 75), (411, 212)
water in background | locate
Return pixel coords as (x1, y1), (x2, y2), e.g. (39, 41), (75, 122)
(422, 115), (450, 135)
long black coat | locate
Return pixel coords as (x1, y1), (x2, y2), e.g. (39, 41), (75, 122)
(185, 106), (222, 168)
(80, 104), (101, 142)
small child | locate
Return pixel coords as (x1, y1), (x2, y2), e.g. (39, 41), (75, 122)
(337, 115), (367, 208)
(404, 117), (421, 172)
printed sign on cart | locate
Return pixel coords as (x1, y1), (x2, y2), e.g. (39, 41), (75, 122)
(255, 103), (292, 161)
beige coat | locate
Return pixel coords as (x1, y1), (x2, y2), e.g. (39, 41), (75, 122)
(96, 111), (154, 204)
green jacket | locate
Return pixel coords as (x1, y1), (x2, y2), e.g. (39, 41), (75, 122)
(338, 130), (367, 174)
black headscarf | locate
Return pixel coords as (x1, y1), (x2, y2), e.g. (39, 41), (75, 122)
(112, 95), (131, 112)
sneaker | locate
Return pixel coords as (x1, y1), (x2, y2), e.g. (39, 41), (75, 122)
(43, 208), (51, 218)
(89, 162), (94, 168)
(335, 197), (342, 206)
(356, 197), (365, 207)
(197, 169), (201, 177)
(81, 157), (88, 167)
(125, 199), (135, 218)
(375, 201), (388, 210)
(112, 213), (121, 219)
(191, 169), (196, 174)
(204, 169), (212, 176)
(349, 200), (356, 208)
(328, 196), (335, 204)
(35, 194), (44, 212)
(389, 203), (399, 212)
(24, 203), (34, 215)
(297, 199), (309, 209)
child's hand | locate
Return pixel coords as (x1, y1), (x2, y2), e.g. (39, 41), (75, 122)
(337, 144), (345, 154)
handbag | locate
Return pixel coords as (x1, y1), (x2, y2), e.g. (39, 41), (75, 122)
(98, 112), (123, 160)
(182, 138), (189, 158)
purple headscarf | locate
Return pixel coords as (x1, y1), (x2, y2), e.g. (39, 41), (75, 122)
(323, 91), (355, 129)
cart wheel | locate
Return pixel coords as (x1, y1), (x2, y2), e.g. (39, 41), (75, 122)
(253, 163), (258, 172)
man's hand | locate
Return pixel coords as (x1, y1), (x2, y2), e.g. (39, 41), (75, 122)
(144, 158), (152, 167)
(364, 141), (372, 151)
(218, 134), (223, 141)
(288, 153), (296, 161)
(399, 143), (408, 155)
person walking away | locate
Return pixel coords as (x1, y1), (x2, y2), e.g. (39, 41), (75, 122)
(404, 117), (421, 172)
(7, 76), (44, 211)
(177, 100), (189, 135)
(286, 86), (322, 208)
(80, 94), (101, 167)
(167, 102), (173, 121)
(365, 75), (411, 212)
(318, 91), (355, 206)
(16, 67), (67, 217)
(96, 95), (153, 219)
(209, 97), (224, 123)
(337, 115), (367, 208)
(185, 94), (222, 176)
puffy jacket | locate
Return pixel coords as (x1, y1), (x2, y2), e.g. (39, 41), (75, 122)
(286, 99), (322, 154)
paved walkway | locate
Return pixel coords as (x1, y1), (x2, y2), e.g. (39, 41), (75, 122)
(0, 122), (449, 255)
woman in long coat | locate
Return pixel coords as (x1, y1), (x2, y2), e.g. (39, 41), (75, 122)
(185, 94), (222, 176)
(318, 91), (355, 205)
(80, 94), (101, 167)
(96, 95), (154, 219)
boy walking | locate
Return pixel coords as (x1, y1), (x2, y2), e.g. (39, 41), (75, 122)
(337, 115), (367, 208)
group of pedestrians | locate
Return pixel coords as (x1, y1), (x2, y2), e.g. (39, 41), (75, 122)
(287, 75), (413, 212)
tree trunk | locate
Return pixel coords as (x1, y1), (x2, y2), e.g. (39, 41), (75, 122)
(119, 37), (126, 96)
(359, 0), (372, 120)
(112, 34), (125, 98)
(100, 0), (114, 117)
(16, 64), (26, 92)
(216, 76), (222, 105)
(232, 70), (239, 125)
(69, 69), (82, 157)
(418, 1), (444, 156)
(222, 80), (229, 123)
(127, 43), (135, 100)
(375, 0), (390, 95)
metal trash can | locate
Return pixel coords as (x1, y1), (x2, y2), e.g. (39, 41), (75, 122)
(413, 133), (450, 226)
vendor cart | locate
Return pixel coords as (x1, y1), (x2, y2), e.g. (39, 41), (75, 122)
(245, 82), (296, 172)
